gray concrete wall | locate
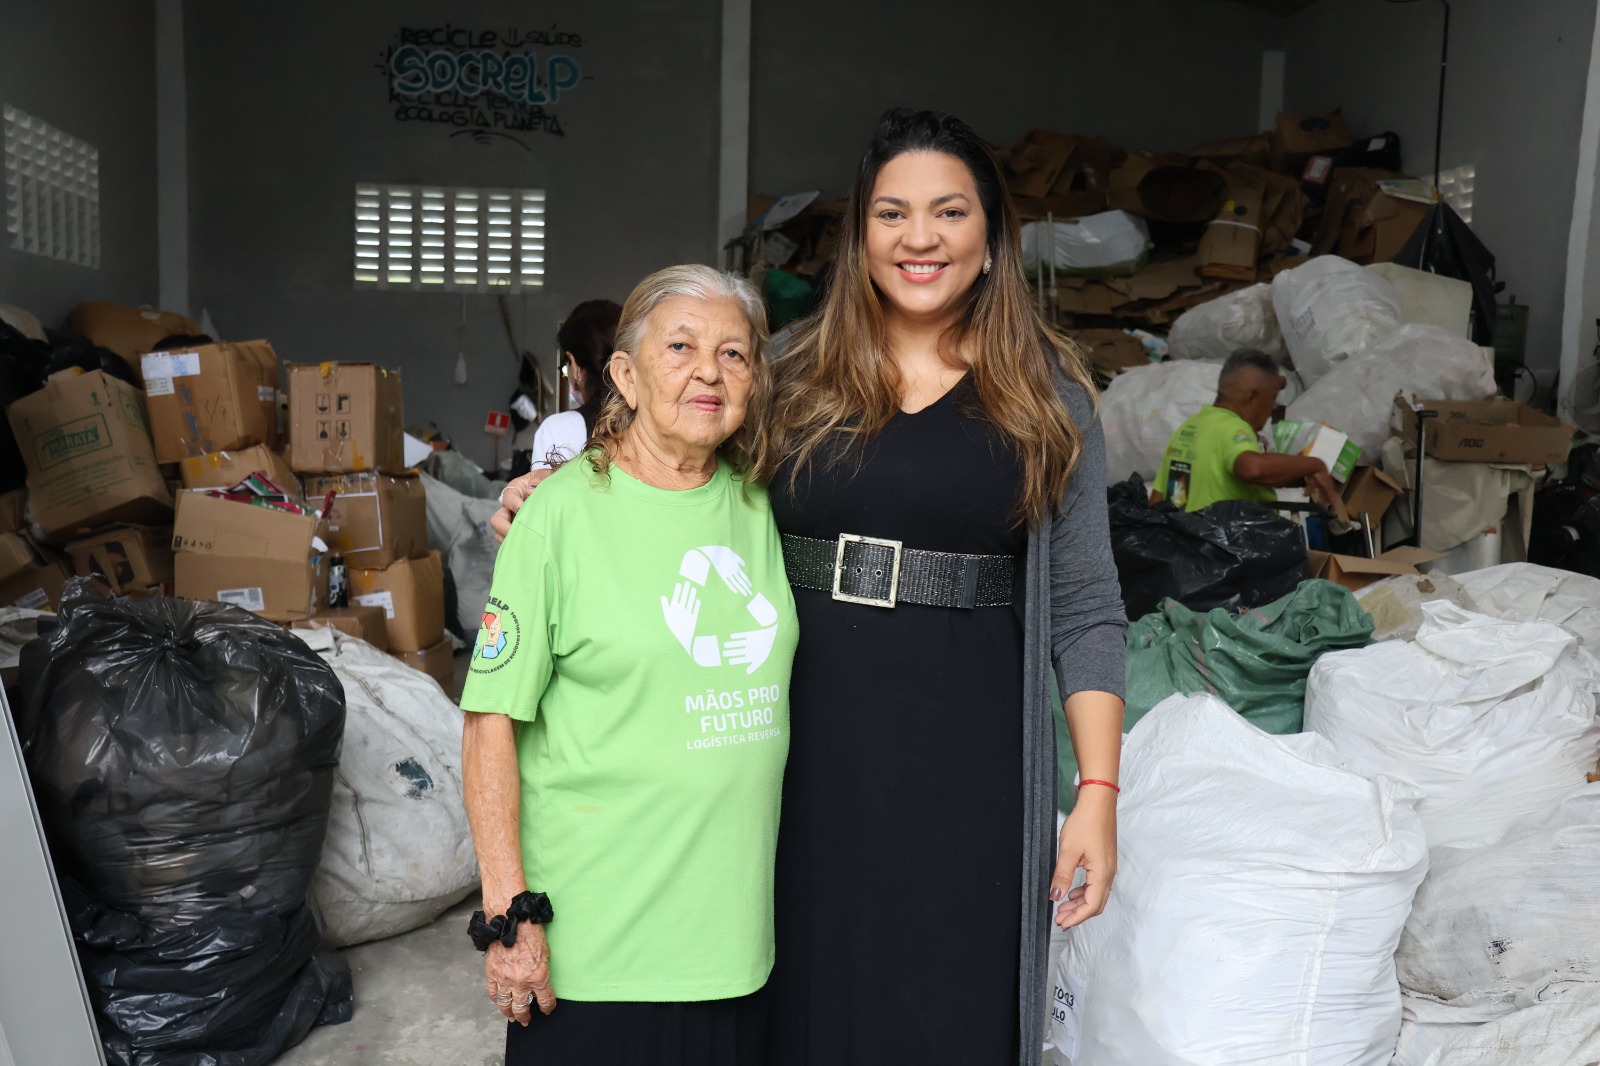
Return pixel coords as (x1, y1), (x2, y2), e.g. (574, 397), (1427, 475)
(0, 0), (159, 327)
(1283, 0), (1597, 370)
(185, 0), (723, 470)
(749, 0), (1286, 197)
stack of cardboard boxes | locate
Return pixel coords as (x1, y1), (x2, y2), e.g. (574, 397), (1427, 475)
(285, 362), (451, 692)
(0, 341), (452, 692)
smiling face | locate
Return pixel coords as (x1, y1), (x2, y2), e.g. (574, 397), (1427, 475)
(864, 150), (990, 330)
(610, 294), (756, 462)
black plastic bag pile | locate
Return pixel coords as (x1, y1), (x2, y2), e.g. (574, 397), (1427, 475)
(15, 583), (353, 1066)
(1108, 475), (1308, 621)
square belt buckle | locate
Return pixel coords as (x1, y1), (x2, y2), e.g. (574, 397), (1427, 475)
(832, 533), (902, 608)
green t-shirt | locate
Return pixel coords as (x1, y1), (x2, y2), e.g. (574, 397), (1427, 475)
(458, 456), (797, 1002)
(1154, 406), (1275, 512)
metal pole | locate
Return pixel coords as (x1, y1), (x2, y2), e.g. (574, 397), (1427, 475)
(1434, 0), (1450, 188)
(1411, 408), (1437, 549)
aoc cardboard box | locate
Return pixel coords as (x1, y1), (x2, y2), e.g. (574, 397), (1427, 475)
(142, 340), (280, 462)
(292, 604), (390, 653)
(287, 363), (406, 474)
(394, 636), (455, 695)
(179, 444), (301, 495)
(300, 470), (428, 568)
(1396, 397), (1576, 466)
(350, 550), (444, 653)
(1306, 546), (1442, 593)
(172, 492), (329, 619)
(7, 369), (173, 541)
(65, 525), (175, 595)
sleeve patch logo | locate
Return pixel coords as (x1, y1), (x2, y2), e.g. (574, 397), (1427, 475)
(469, 597), (521, 675)
(661, 545), (781, 675)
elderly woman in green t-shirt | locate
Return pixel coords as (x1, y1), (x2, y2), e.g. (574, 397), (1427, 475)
(459, 264), (796, 1066)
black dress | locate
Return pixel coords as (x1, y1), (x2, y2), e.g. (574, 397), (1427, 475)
(765, 376), (1026, 1065)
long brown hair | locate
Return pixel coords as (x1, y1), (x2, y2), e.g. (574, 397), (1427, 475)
(754, 108), (1095, 527)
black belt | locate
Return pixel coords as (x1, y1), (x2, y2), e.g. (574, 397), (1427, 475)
(781, 533), (1018, 609)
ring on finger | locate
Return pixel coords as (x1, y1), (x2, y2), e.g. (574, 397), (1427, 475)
(492, 992), (513, 1004)
(515, 994), (535, 1009)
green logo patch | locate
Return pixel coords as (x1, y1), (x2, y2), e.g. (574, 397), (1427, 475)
(35, 414), (111, 471)
(470, 595), (521, 675)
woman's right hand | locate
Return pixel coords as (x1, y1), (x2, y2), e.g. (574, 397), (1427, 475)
(492, 469), (553, 542)
(485, 922), (557, 1024)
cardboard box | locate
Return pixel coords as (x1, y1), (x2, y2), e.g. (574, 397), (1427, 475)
(301, 470), (428, 568)
(180, 444), (301, 496)
(0, 550), (73, 611)
(1272, 420), (1361, 482)
(287, 363), (405, 474)
(394, 636), (456, 694)
(7, 370), (174, 541)
(62, 301), (202, 365)
(1396, 397), (1577, 466)
(65, 525), (175, 595)
(0, 531), (40, 585)
(0, 490), (25, 534)
(1066, 329), (1151, 375)
(1198, 179), (1265, 282)
(350, 550), (444, 652)
(1312, 168), (1431, 264)
(292, 604), (390, 653)
(1341, 466), (1404, 525)
(1231, 163), (1307, 257)
(1307, 546), (1443, 593)
(1108, 153), (1227, 224)
(1270, 111), (1352, 172)
(172, 491), (329, 619)
(143, 340), (280, 463)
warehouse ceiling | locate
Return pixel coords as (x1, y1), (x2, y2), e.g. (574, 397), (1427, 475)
(1221, 0), (1321, 14)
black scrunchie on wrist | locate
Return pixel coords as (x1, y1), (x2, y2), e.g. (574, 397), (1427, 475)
(468, 891), (554, 952)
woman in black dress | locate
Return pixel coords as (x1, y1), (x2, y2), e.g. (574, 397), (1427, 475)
(491, 108), (1126, 1065)
(753, 109), (1126, 1065)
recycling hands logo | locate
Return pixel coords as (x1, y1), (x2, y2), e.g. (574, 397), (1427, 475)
(660, 546), (780, 675)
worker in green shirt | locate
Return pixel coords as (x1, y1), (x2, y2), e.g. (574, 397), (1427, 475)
(1152, 348), (1339, 512)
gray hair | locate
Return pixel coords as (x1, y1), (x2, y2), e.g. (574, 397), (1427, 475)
(587, 264), (773, 478)
(614, 264), (769, 360)
(1218, 347), (1282, 396)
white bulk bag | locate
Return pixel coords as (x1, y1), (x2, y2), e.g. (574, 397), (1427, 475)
(1048, 694), (1427, 1066)
(420, 471), (503, 636)
(1100, 360), (1222, 487)
(301, 627), (479, 946)
(1393, 985), (1600, 1066)
(1396, 785), (1600, 1016)
(1271, 255), (1404, 385)
(1166, 283), (1286, 363)
(1304, 601), (1600, 849)
(1286, 324), (1496, 463)
(1021, 211), (1151, 276)
(1454, 562), (1600, 652)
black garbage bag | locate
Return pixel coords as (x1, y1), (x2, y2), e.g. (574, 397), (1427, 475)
(16, 582), (353, 1066)
(1108, 475), (1307, 620)
(43, 335), (140, 389)
(1393, 201), (1498, 344)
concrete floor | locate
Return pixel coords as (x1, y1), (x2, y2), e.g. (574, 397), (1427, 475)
(274, 899), (504, 1066)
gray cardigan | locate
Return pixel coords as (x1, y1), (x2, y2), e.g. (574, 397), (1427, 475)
(1018, 378), (1129, 1064)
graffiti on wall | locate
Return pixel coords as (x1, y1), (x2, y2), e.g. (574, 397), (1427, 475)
(381, 25), (589, 150)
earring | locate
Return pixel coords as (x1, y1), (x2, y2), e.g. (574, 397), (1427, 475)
(982, 256), (993, 275)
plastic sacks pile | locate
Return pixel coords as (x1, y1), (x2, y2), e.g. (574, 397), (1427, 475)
(300, 626), (479, 947)
(1104, 254), (1498, 485)
(1051, 566), (1600, 1065)
(16, 583), (352, 1066)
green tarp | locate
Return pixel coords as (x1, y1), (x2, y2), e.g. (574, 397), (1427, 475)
(1056, 579), (1374, 811)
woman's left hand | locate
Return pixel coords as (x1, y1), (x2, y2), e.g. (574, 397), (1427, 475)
(1050, 785), (1117, 930)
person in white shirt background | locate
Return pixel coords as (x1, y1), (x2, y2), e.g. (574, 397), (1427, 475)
(529, 299), (623, 472)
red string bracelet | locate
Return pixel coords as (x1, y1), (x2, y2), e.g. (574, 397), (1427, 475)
(1078, 779), (1121, 794)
